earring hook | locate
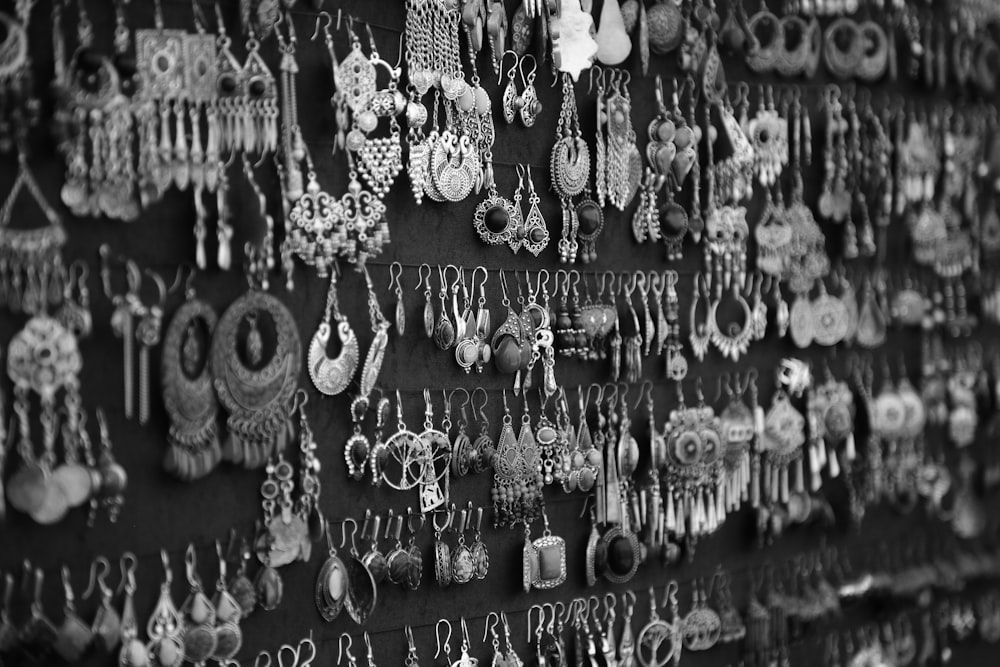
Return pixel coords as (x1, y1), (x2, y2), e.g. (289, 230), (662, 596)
(435, 619), (453, 658)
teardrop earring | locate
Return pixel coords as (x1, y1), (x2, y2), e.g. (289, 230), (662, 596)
(518, 55), (542, 127)
(418, 263), (434, 339)
(521, 165), (549, 256)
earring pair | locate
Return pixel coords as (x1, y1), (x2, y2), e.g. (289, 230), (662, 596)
(500, 51), (542, 126)
(473, 165), (548, 256)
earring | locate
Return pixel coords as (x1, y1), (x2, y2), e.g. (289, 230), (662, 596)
(316, 519), (348, 621)
(433, 509), (453, 588)
(470, 505), (489, 580)
(147, 551), (184, 667)
(451, 507), (474, 584)
(522, 508), (567, 591)
(518, 55), (541, 127)
(474, 172), (522, 252)
(343, 518), (378, 625)
(54, 565), (92, 662)
(180, 545), (218, 664)
(389, 261), (406, 335)
(361, 510), (388, 585)
(308, 266), (359, 396)
(118, 555), (147, 667)
(501, 610), (523, 667)
(500, 50), (518, 124)
(95, 409), (127, 523)
(434, 265), (457, 350)
(57, 261), (92, 339)
(521, 165), (549, 256)
(211, 289), (301, 469)
(228, 535), (257, 618)
(471, 388), (495, 474)
(211, 542), (243, 662)
(418, 263), (434, 339)
(161, 270), (220, 481)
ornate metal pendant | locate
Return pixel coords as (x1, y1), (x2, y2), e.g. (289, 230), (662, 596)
(210, 291), (300, 469)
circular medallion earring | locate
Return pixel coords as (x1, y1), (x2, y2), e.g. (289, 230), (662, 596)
(161, 268), (220, 481)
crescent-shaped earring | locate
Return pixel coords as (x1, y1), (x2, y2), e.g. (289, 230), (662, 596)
(308, 263), (360, 396)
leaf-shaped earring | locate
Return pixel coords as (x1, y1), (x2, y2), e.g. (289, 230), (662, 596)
(418, 263), (434, 339)
(519, 55), (542, 127)
(434, 265), (457, 350)
(389, 261), (406, 335)
(521, 165), (549, 256)
(500, 50), (518, 124)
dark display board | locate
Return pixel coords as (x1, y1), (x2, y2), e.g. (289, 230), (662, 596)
(1, 0), (998, 666)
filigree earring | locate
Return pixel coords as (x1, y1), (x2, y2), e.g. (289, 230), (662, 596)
(518, 55), (541, 127)
(146, 551), (184, 667)
(474, 172), (522, 252)
(500, 50), (518, 124)
(161, 268), (220, 481)
(520, 165), (549, 256)
(211, 287), (300, 469)
(522, 508), (566, 591)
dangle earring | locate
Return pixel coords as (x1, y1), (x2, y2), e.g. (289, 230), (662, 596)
(316, 519), (348, 621)
(54, 566), (92, 662)
(212, 541), (243, 662)
(389, 261), (406, 335)
(118, 554), (148, 667)
(434, 265), (457, 350)
(500, 51), (518, 124)
(418, 263), (434, 339)
(518, 55), (542, 127)
(308, 264), (360, 396)
(179, 545), (218, 664)
(474, 170), (522, 252)
(618, 591), (637, 667)
(160, 270), (222, 481)
(146, 551), (184, 667)
(472, 388), (495, 474)
(520, 165), (549, 256)
(57, 261), (92, 339)
(135, 269), (167, 426)
(433, 509), (453, 587)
